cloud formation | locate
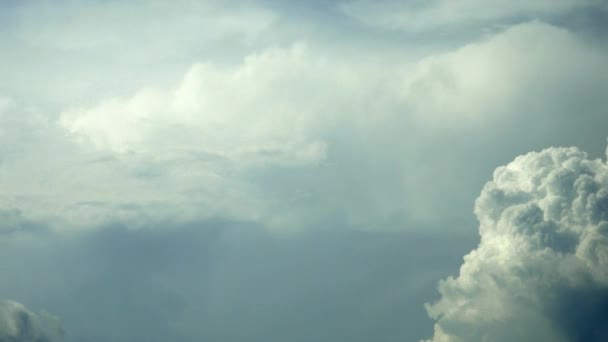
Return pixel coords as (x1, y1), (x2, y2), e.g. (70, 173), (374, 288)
(62, 21), (607, 154)
(0, 300), (62, 342)
(0, 18), (606, 232)
(424, 144), (608, 341)
(60, 43), (332, 165)
(402, 21), (608, 125)
(1, 1), (608, 341)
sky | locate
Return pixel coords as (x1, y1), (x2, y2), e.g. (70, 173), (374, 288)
(0, 1), (608, 341)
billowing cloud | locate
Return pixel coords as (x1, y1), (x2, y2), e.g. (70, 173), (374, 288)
(61, 21), (608, 153)
(60, 21), (608, 151)
(401, 21), (608, 126)
(0, 19), (606, 231)
(59, 43), (334, 164)
(0, 300), (63, 342)
(424, 143), (608, 341)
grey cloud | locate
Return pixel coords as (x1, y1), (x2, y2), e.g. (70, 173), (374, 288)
(424, 143), (608, 341)
(0, 300), (62, 342)
(0, 209), (49, 236)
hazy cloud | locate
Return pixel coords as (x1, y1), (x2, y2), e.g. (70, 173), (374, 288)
(0, 300), (63, 342)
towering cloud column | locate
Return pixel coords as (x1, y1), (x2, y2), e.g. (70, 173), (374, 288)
(425, 144), (608, 342)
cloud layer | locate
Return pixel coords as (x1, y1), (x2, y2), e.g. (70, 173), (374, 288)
(425, 145), (608, 341)
(0, 223), (475, 342)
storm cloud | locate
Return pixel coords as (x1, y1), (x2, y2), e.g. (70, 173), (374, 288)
(1, 1), (608, 341)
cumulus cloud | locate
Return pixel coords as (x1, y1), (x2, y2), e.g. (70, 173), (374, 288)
(60, 21), (608, 151)
(59, 43), (333, 165)
(0, 300), (63, 342)
(424, 143), (608, 341)
(2, 0), (608, 341)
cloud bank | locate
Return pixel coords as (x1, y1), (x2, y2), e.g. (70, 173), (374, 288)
(5, 21), (595, 231)
(424, 144), (608, 341)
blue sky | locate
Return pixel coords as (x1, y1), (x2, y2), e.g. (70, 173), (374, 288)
(1, 1), (608, 341)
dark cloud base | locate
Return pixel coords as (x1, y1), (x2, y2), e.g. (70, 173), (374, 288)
(553, 285), (608, 342)
(0, 221), (476, 342)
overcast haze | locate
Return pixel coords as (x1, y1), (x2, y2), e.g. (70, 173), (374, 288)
(1, 1), (608, 341)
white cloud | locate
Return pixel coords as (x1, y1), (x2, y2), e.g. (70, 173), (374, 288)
(400, 21), (608, 126)
(424, 143), (608, 341)
(60, 43), (338, 165)
(3, 19), (608, 232)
